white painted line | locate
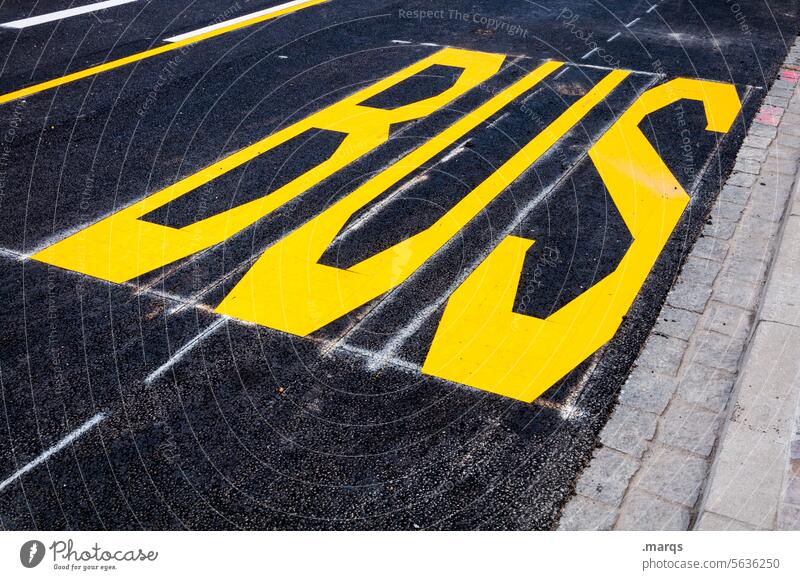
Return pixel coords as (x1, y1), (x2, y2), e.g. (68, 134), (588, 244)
(0, 412), (107, 492)
(487, 112), (510, 129)
(626, 17), (641, 27)
(607, 32), (621, 42)
(0, 247), (29, 260)
(391, 39), (411, 44)
(552, 67), (570, 80)
(1, 0), (137, 29)
(646, 4), (659, 13)
(144, 318), (227, 384)
(581, 47), (599, 60)
(164, 0), (316, 43)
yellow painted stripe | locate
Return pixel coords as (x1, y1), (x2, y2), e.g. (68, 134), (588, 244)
(0, 0), (328, 106)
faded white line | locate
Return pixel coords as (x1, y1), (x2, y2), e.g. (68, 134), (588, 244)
(164, 0), (317, 43)
(607, 32), (621, 42)
(646, 4), (659, 13)
(1, 0), (137, 29)
(0, 412), (107, 492)
(626, 17), (641, 27)
(144, 318), (227, 384)
(581, 47), (599, 60)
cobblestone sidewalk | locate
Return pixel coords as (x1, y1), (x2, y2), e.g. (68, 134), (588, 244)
(558, 38), (800, 531)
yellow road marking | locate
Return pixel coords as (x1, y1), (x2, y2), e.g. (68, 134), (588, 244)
(31, 48), (505, 281)
(0, 0), (328, 106)
(422, 78), (742, 402)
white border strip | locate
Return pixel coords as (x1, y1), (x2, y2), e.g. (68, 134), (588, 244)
(1, 0), (138, 29)
(164, 0), (316, 43)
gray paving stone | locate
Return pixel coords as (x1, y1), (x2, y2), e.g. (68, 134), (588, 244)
(778, 503), (800, 530)
(733, 158), (760, 174)
(777, 115), (800, 136)
(677, 362), (736, 414)
(764, 154), (800, 175)
(666, 257), (722, 313)
(743, 135), (772, 149)
(702, 322), (800, 529)
(726, 171), (759, 188)
(703, 421), (787, 528)
(688, 330), (746, 374)
(702, 217), (737, 240)
(600, 404), (658, 458)
(615, 490), (690, 530)
(653, 306), (700, 341)
(730, 217), (778, 260)
(690, 235), (728, 263)
(575, 447), (640, 507)
(746, 196), (786, 222)
(636, 334), (687, 376)
(703, 301), (753, 339)
(759, 215), (800, 326)
(774, 132), (800, 150)
(718, 184), (751, 205)
(749, 123), (778, 139)
(769, 86), (794, 100)
(712, 273), (761, 310)
(737, 146), (769, 162)
(753, 169), (794, 196)
(729, 322), (800, 444)
(695, 511), (759, 530)
(657, 398), (721, 457)
(618, 367), (678, 415)
(637, 446), (708, 506)
(557, 495), (618, 530)
(721, 254), (769, 286)
(711, 200), (745, 221)
(767, 95), (790, 108)
(782, 474), (800, 507)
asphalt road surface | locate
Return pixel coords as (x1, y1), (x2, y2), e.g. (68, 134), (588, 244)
(0, 0), (797, 530)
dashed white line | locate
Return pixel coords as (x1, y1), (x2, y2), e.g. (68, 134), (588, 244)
(626, 17), (641, 27)
(144, 318), (227, 384)
(1, 0), (137, 29)
(607, 32), (621, 42)
(581, 47), (599, 60)
(0, 412), (107, 492)
(391, 39), (412, 44)
(164, 0), (317, 43)
(646, 4), (659, 13)
(552, 67), (570, 80)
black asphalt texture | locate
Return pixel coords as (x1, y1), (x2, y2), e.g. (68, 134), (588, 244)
(0, 0), (796, 530)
